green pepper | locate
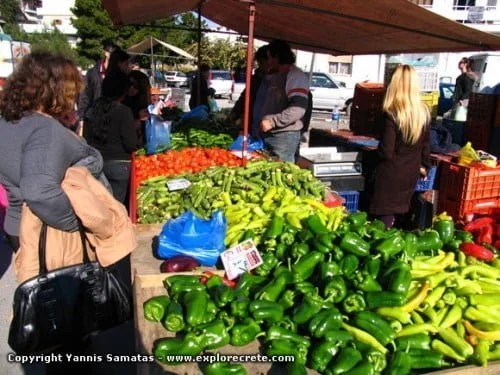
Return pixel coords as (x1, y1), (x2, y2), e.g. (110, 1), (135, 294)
(396, 334), (431, 350)
(306, 214), (329, 235)
(292, 293), (326, 324)
(295, 281), (317, 295)
(348, 212), (368, 228)
(354, 272), (382, 292)
(340, 254), (359, 278)
(248, 300), (284, 323)
(314, 240), (333, 254)
(266, 339), (308, 365)
(257, 274), (287, 302)
(201, 301), (218, 325)
(342, 292), (366, 314)
(344, 361), (375, 375)
(265, 215), (285, 239)
(320, 260), (341, 279)
(153, 332), (204, 364)
(376, 235), (406, 260)
(195, 319), (230, 350)
(366, 350), (387, 373)
(162, 300), (185, 332)
(323, 276), (347, 303)
(298, 228), (314, 243)
(433, 219), (455, 244)
(164, 275), (201, 288)
(265, 325), (311, 348)
(292, 251), (324, 282)
(286, 362), (308, 375)
(446, 238), (463, 252)
(230, 318), (262, 346)
(310, 340), (339, 372)
(370, 219), (386, 232)
(365, 291), (406, 309)
(235, 272), (266, 296)
(255, 253), (279, 277)
(279, 229), (296, 246)
(417, 230), (444, 252)
(324, 329), (354, 344)
(273, 265), (294, 284)
(387, 263), (412, 295)
(370, 228), (389, 242)
(404, 232), (418, 257)
(275, 243), (287, 259)
(291, 242), (310, 259)
(206, 274), (224, 289)
(230, 295), (250, 319)
(308, 307), (343, 338)
(277, 316), (298, 332)
(339, 232), (370, 257)
(277, 289), (296, 310)
(365, 258), (381, 279)
(353, 311), (396, 345)
(454, 230), (474, 243)
(217, 310), (235, 329)
(475, 339), (490, 367)
(211, 284), (237, 308)
(203, 362), (247, 375)
(317, 232), (335, 249)
(241, 229), (256, 241)
(386, 352), (411, 375)
(183, 290), (208, 326)
(329, 347), (362, 374)
(168, 281), (206, 296)
(408, 349), (447, 369)
(144, 296), (170, 322)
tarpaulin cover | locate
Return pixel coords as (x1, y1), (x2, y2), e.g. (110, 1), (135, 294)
(127, 37), (195, 60)
(101, 0), (500, 55)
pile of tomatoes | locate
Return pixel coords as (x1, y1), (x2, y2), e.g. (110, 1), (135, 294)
(133, 147), (244, 185)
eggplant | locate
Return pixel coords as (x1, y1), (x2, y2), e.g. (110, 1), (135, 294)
(160, 256), (199, 273)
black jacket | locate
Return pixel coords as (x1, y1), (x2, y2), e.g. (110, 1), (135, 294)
(189, 75), (211, 110)
(453, 72), (475, 105)
(78, 61), (104, 120)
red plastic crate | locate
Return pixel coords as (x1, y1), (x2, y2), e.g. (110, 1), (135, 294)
(437, 196), (500, 220)
(439, 161), (500, 202)
(467, 93), (497, 125)
(352, 83), (385, 111)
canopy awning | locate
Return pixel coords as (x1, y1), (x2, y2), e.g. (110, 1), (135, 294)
(126, 37), (196, 60)
(102, 0), (500, 55)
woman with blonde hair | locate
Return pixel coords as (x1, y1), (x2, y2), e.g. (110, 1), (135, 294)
(369, 65), (431, 228)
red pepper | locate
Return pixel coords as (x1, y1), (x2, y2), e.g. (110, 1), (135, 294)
(202, 271), (237, 288)
(477, 225), (494, 245)
(460, 242), (495, 262)
(464, 217), (495, 232)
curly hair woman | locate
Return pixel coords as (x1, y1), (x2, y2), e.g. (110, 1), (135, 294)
(84, 71), (138, 204)
(369, 65), (431, 228)
(0, 52), (98, 250)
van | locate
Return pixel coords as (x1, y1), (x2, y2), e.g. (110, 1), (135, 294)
(469, 53), (500, 93)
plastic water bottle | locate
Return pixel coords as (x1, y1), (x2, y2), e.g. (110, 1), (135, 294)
(331, 107), (340, 130)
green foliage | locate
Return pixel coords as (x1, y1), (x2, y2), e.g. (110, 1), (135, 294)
(192, 38), (248, 70)
(71, 0), (118, 67)
(26, 29), (79, 62)
(0, 0), (23, 37)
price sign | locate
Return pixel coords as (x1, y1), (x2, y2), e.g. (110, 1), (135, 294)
(167, 178), (191, 191)
(220, 239), (263, 280)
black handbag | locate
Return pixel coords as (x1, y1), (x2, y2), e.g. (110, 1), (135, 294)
(8, 222), (132, 354)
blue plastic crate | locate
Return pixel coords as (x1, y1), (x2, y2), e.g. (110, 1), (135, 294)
(339, 191), (360, 213)
(415, 166), (437, 191)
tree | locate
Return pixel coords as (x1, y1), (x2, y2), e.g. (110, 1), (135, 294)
(71, 0), (118, 68)
(199, 39), (248, 70)
(0, 0), (23, 37)
(26, 29), (78, 61)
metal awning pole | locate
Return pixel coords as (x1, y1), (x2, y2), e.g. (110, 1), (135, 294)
(150, 35), (155, 86)
(308, 53), (316, 86)
(242, 1), (256, 160)
(197, 4), (203, 106)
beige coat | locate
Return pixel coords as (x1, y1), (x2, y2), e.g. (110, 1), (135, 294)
(14, 166), (137, 283)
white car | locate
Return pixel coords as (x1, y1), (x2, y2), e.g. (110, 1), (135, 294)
(310, 72), (354, 114)
(165, 71), (188, 87)
(209, 70), (234, 99)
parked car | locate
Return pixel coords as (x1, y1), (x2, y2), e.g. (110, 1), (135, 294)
(437, 82), (455, 116)
(310, 72), (354, 113)
(209, 70), (234, 99)
(165, 71), (188, 87)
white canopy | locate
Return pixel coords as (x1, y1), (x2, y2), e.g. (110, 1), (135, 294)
(126, 37), (195, 60)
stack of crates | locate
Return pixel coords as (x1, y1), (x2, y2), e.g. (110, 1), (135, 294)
(339, 191), (360, 213)
(465, 93), (498, 151)
(437, 160), (500, 220)
(421, 91), (439, 118)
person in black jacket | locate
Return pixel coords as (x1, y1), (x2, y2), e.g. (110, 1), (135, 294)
(84, 71), (138, 205)
(453, 57), (477, 107)
(189, 64), (214, 110)
(77, 40), (116, 122)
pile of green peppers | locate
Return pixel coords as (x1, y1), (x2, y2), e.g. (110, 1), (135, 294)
(143, 212), (500, 374)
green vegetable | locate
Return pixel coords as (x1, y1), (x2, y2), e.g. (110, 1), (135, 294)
(433, 219), (455, 244)
(408, 349), (446, 369)
(386, 351), (411, 375)
(431, 339), (466, 362)
(266, 339), (308, 365)
(341, 322), (387, 354)
(291, 243), (310, 258)
(344, 361), (375, 375)
(386, 261), (412, 295)
(195, 319), (230, 350)
(292, 293), (326, 324)
(203, 362), (247, 375)
(230, 318), (262, 346)
(339, 232), (370, 257)
(324, 329), (354, 344)
(265, 325), (310, 348)
(329, 347), (362, 374)
(475, 339), (490, 367)
(348, 212), (368, 228)
(308, 307), (343, 338)
(162, 300), (185, 332)
(255, 253), (279, 277)
(416, 230), (443, 252)
(306, 214), (329, 235)
(211, 284), (237, 308)
(235, 272), (266, 296)
(396, 334), (431, 350)
(376, 235), (406, 260)
(143, 296), (169, 322)
(153, 332), (204, 364)
(366, 350), (387, 373)
(164, 275), (201, 288)
(183, 290), (208, 326)
(265, 215), (285, 239)
(257, 274), (287, 302)
(310, 340), (338, 372)
(319, 260), (341, 279)
(342, 292), (366, 314)
(438, 327), (473, 357)
(365, 291), (406, 309)
(354, 271), (381, 292)
(230, 295), (250, 319)
(340, 254), (359, 278)
(353, 311), (396, 345)
(365, 258), (381, 279)
(292, 251), (325, 282)
(248, 300), (284, 323)
(277, 289), (296, 310)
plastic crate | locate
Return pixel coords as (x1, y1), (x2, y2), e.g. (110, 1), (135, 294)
(339, 191), (360, 213)
(437, 196), (500, 221)
(467, 93), (497, 125)
(439, 161), (500, 201)
(421, 91), (439, 118)
(352, 83), (385, 111)
(415, 166), (437, 191)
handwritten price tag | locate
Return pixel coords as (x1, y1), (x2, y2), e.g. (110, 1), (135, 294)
(220, 239), (263, 280)
(167, 178), (191, 191)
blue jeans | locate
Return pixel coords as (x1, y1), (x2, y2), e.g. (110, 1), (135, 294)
(103, 160), (131, 205)
(264, 131), (301, 162)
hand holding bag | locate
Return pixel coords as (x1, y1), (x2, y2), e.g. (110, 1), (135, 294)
(8, 222), (132, 355)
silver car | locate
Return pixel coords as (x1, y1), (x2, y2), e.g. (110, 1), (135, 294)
(209, 70), (234, 99)
(165, 71), (188, 88)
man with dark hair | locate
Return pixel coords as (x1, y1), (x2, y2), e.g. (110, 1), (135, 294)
(230, 45), (270, 134)
(259, 40), (311, 162)
(78, 40), (117, 124)
(189, 63), (214, 110)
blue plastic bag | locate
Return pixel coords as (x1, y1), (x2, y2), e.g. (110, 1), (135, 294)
(180, 105), (209, 122)
(158, 211), (227, 267)
(146, 115), (171, 155)
(229, 135), (265, 152)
